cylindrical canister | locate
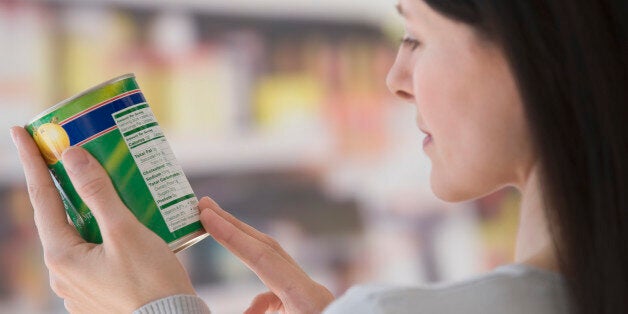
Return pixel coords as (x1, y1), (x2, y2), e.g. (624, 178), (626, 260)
(26, 73), (207, 252)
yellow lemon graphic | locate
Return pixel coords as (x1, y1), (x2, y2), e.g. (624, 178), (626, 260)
(34, 121), (70, 165)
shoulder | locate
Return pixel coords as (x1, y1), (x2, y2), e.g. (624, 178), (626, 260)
(324, 264), (570, 314)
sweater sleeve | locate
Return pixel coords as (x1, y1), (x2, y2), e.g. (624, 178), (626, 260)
(324, 285), (392, 314)
(133, 295), (211, 314)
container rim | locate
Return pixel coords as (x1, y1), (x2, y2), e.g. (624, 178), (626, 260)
(26, 73), (136, 126)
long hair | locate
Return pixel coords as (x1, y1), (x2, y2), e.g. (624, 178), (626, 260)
(422, 0), (628, 313)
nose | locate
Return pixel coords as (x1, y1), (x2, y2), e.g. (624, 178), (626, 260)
(386, 51), (415, 102)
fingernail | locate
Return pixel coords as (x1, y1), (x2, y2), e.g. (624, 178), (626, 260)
(9, 127), (18, 148)
(62, 147), (89, 174)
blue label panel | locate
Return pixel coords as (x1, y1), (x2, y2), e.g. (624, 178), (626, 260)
(61, 92), (146, 145)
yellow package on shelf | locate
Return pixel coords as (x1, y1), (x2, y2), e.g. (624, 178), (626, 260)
(254, 74), (324, 135)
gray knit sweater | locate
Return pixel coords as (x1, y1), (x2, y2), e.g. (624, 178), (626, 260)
(134, 264), (569, 314)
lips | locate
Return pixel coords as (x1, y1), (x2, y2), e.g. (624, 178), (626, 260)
(418, 126), (432, 148)
(423, 134), (432, 147)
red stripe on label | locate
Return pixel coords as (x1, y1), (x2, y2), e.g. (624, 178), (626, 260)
(60, 89), (140, 126)
(76, 125), (119, 146)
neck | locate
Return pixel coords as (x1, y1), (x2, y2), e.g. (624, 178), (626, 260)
(514, 165), (559, 273)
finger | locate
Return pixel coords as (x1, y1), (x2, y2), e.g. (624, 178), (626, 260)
(63, 299), (81, 314)
(11, 126), (83, 251)
(49, 274), (68, 298)
(61, 146), (137, 241)
(200, 208), (305, 294)
(198, 196), (300, 267)
(244, 291), (283, 314)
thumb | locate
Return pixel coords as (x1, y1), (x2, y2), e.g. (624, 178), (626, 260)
(244, 291), (282, 314)
(62, 146), (136, 240)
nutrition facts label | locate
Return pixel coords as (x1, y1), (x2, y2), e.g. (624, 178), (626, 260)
(112, 103), (199, 232)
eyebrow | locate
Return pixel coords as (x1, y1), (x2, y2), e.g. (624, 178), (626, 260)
(395, 3), (405, 17)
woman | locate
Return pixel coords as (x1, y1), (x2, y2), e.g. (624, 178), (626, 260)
(10, 0), (626, 313)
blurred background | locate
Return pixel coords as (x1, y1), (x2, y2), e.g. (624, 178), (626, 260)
(0, 0), (520, 313)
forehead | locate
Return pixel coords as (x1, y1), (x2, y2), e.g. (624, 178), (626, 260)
(396, 0), (438, 28)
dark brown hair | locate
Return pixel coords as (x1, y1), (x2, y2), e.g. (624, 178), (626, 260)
(421, 0), (628, 313)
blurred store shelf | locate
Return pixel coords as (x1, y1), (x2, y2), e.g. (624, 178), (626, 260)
(1, 0), (395, 185)
(38, 0), (397, 26)
(170, 132), (332, 174)
(0, 152), (22, 185)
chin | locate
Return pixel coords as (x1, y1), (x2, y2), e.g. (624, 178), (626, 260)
(431, 185), (474, 203)
(430, 171), (484, 203)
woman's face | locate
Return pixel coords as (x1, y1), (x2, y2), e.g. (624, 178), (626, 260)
(387, 0), (535, 201)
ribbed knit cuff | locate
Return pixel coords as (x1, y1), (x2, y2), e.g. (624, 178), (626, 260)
(133, 294), (211, 314)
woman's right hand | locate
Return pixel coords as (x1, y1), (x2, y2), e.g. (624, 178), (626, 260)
(11, 126), (199, 313)
(197, 197), (335, 314)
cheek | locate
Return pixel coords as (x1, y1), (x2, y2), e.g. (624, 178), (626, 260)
(412, 47), (532, 201)
(413, 49), (470, 163)
(413, 59), (477, 200)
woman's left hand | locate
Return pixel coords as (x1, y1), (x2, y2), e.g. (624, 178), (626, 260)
(11, 126), (198, 313)
(197, 197), (335, 314)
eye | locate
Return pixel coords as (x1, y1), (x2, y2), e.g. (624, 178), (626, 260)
(400, 36), (421, 51)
